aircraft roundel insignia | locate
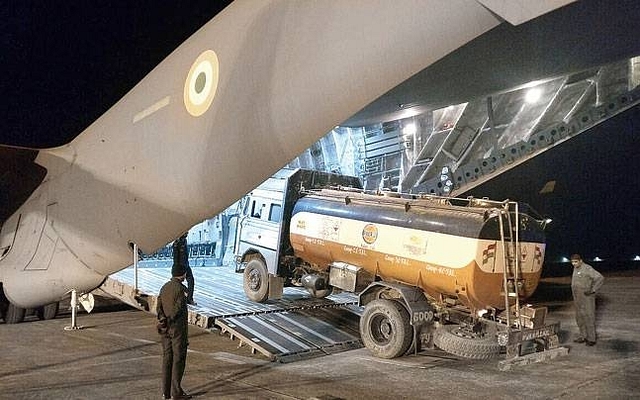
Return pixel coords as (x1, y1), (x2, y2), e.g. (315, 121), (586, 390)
(184, 50), (219, 117)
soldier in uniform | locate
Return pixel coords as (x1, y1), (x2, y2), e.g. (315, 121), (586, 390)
(173, 233), (196, 305)
(570, 254), (604, 346)
(157, 262), (192, 399)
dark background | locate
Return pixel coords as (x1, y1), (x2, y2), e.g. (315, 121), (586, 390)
(1, 2), (232, 148)
(467, 105), (640, 271)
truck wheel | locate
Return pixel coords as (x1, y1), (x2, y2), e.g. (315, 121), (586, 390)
(433, 324), (501, 359)
(360, 299), (413, 359)
(36, 302), (59, 320)
(243, 258), (269, 303)
(4, 303), (26, 324)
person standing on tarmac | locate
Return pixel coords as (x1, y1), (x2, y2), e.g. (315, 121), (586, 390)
(570, 254), (604, 346)
(157, 262), (192, 400)
(173, 232), (196, 305)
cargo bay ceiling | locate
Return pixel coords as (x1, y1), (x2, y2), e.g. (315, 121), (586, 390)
(288, 0), (640, 196)
(288, 57), (640, 196)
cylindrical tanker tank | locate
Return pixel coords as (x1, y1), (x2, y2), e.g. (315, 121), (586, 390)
(289, 189), (546, 312)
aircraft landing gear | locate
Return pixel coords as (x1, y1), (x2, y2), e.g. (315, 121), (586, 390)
(36, 302), (60, 320)
(0, 284), (26, 324)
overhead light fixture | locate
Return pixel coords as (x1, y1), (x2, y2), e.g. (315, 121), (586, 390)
(403, 123), (417, 136)
(525, 88), (542, 103)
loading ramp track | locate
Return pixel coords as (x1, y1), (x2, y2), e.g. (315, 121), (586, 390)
(103, 262), (363, 361)
(216, 306), (362, 362)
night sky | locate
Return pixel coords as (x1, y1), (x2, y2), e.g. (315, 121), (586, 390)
(467, 105), (640, 263)
(1, 2), (232, 148)
(1, 2), (639, 265)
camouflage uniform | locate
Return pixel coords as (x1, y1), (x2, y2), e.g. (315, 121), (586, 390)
(157, 277), (189, 399)
(571, 261), (604, 343)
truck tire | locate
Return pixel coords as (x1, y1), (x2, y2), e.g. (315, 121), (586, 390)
(4, 303), (26, 324)
(36, 302), (59, 320)
(243, 258), (269, 303)
(433, 324), (501, 359)
(360, 299), (413, 359)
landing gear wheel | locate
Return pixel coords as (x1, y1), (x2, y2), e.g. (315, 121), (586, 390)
(307, 286), (333, 299)
(243, 258), (269, 303)
(433, 324), (501, 359)
(360, 299), (413, 359)
(36, 302), (59, 320)
(0, 300), (7, 321)
(4, 303), (26, 324)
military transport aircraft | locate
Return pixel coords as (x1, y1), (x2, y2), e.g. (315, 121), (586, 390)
(1, 1), (638, 322)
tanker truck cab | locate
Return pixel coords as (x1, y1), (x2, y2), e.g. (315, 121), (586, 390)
(233, 168), (362, 302)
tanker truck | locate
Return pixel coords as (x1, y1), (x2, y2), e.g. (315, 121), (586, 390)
(234, 168), (566, 366)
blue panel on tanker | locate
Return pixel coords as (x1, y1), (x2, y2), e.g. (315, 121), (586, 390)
(293, 195), (544, 243)
(292, 196), (485, 239)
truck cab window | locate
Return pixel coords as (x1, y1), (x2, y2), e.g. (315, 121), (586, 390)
(268, 203), (282, 222)
(251, 201), (268, 219)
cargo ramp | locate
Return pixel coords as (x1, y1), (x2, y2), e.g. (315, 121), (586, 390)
(101, 261), (362, 362)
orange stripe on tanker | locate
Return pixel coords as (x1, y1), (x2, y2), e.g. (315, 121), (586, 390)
(289, 211), (544, 311)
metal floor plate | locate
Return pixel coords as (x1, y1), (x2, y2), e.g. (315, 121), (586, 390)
(216, 306), (362, 362)
(105, 261), (363, 361)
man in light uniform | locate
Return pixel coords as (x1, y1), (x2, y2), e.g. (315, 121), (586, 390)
(570, 254), (604, 346)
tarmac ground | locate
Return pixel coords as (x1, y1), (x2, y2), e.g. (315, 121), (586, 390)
(1, 269), (639, 399)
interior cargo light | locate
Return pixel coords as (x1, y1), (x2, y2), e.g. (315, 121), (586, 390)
(525, 88), (542, 103)
(403, 123), (417, 136)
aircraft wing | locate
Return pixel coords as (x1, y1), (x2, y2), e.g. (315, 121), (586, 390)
(0, 0), (574, 308)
